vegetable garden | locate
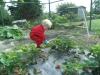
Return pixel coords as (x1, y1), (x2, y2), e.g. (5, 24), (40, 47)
(1, 0), (100, 74)
(0, 23), (100, 75)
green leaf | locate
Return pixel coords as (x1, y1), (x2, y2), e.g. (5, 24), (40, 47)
(0, 25), (23, 39)
(12, 25), (19, 29)
(81, 58), (99, 68)
(7, 32), (12, 38)
(0, 58), (13, 66)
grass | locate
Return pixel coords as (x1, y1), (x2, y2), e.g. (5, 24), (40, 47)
(91, 19), (100, 30)
(64, 19), (100, 31)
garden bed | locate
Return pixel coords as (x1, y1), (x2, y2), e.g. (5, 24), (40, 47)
(0, 27), (100, 75)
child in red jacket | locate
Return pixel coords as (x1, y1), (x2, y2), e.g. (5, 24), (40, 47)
(29, 19), (52, 48)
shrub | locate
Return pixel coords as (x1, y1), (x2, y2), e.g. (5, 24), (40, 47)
(50, 19), (58, 29)
(42, 12), (68, 29)
(92, 14), (100, 19)
(42, 13), (48, 19)
(25, 21), (31, 29)
(0, 6), (13, 25)
(0, 25), (23, 40)
(65, 13), (84, 22)
(65, 14), (70, 19)
(50, 13), (68, 29)
(96, 14), (100, 19)
(52, 15), (68, 23)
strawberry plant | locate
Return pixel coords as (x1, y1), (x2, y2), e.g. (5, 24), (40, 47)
(0, 25), (23, 40)
(12, 44), (28, 52)
(89, 44), (100, 63)
(51, 36), (76, 53)
(0, 43), (40, 75)
(0, 52), (28, 75)
(62, 58), (83, 75)
(78, 44), (100, 75)
(79, 58), (99, 75)
(87, 44), (100, 75)
(12, 43), (40, 64)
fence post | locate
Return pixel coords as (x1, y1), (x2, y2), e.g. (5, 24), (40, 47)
(48, 0), (51, 18)
(89, 0), (92, 31)
(0, 5), (4, 25)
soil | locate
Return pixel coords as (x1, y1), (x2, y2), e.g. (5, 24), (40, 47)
(0, 28), (100, 51)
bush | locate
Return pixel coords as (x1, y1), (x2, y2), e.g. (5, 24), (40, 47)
(50, 19), (58, 29)
(51, 14), (68, 23)
(42, 13), (48, 19)
(73, 17), (84, 22)
(25, 21), (31, 29)
(50, 13), (68, 29)
(65, 14), (70, 19)
(55, 15), (68, 23)
(0, 25), (23, 40)
(93, 14), (100, 19)
(42, 12), (68, 29)
(0, 6), (13, 25)
(0, 15), (13, 25)
(64, 13), (84, 22)
(96, 14), (100, 19)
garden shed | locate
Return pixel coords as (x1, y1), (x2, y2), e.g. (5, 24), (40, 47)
(67, 6), (86, 19)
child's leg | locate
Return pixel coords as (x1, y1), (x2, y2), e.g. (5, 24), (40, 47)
(30, 35), (42, 48)
(36, 41), (43, 48)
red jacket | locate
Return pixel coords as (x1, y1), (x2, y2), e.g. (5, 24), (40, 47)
(30, 24), (46, 42)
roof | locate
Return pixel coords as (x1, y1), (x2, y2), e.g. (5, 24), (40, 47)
(67, 6), (86, 9)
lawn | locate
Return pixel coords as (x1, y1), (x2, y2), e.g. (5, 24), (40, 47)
(65, 19), (100, 31)
(91, 19), (100, 30)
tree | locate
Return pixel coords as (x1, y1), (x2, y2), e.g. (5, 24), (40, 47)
(0, 0), (5, 6)
(9, 0), (43, 20)
(56, 2), (76, 15)
(92, 0), (100, 14)
(0, 0), (13, 25)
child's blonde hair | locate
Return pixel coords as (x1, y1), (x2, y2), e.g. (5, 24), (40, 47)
(42, 19), (52, 28)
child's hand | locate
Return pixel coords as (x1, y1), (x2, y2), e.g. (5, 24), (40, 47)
(43, 40), (49, 44)
(46, 41), (49, 44)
